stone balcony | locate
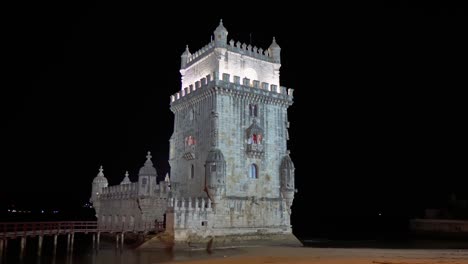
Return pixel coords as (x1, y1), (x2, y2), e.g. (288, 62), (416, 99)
(246, 144), (264, 158)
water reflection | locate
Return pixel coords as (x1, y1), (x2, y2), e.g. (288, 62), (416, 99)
(1, 235), (240, 264)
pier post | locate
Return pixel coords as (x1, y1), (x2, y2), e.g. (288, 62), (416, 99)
(115, 233), (119, 249)
(120, 233), (124, 249)
(4, 239), (7, 252)
(0, 239), (3, 256)
(37, 236), (43, 256)
(96, 232), (100, 250)
(67, 233), (71, 251)
(20, 237), (26, 255)
(92, 234), (96, 249)
(70, 233), (75, 250)
(53, 235), (58, 252)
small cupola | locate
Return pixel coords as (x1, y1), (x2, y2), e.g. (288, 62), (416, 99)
(268, 37), (281, 63)
(120, 171), (131, 185)
(213, 19), (228, 47)
(180, 45), (191, 68)
(92, 165), (108, 185)
(138, 151), (157, 177)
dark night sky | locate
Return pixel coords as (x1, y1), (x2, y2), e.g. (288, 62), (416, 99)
(2, 2), (467, 235)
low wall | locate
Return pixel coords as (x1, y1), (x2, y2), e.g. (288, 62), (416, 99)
(410, 219), (468, 237)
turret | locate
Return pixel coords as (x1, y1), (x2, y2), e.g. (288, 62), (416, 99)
(120, 171), (131, 185)
(280, 151), (295, 214)
(180, 45), (191, 69)
(205, 148), (226, 204)
(268, 37), (281, 63)
(90, 165), (108, 203)
(138, 151), (158, 196)
(213, 19), (228, 47)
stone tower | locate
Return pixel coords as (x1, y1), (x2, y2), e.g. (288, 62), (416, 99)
(168, 20), (298, 244)
(90, 166), (108, 217)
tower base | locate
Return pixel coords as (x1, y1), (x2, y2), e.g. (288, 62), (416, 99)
(138, 231), (302, 250)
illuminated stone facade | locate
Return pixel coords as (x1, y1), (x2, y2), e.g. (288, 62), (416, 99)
(90, 20), (298, 246)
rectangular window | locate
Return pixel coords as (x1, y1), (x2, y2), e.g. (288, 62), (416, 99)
(190, 164), (195, 179)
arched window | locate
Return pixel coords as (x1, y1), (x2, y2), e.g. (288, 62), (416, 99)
(249, 164), (258, 179)
(190, 164), (195, 179)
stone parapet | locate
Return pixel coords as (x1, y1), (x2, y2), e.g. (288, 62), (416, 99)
(170, 73), (293, 106)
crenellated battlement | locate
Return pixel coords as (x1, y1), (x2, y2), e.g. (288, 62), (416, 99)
(100, 183), (138, 199)
(170, 72), (294, 105)
(185, 40), (215, 67)
(183, 38), (277, 69)
(168, 197), (212, 212)
(226, 39), (274, 62)
(100, 181), (171, 200)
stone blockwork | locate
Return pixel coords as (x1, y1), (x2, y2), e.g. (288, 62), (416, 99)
(90, 20), (298, 247)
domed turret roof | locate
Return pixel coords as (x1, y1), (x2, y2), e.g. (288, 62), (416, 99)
(206, 148), (225, 162)
(92, 166), (108, 184)
(281, 153), (295, 171)
(181, 45), (191, 57)
(269, 37), (280, 49)
(120, 171), (131, 185)
(214, 19), (228, 34)
(139, 151), (157, 176)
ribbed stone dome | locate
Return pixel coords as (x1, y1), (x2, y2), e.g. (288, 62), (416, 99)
(214, 19), (228, 34)
(92, 166), (108, 184)
(93, 176), (108, 184)
(181, 45), (191, 56)
(269, 37), (280, 49)
(206, 148), (225, 162)
(281, 154), (295, 171)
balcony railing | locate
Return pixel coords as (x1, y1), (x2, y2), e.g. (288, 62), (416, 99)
(183, 145), (196, 160)
(246, 144), (264, 157)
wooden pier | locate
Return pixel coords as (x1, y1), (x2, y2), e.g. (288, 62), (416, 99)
(0, 221), (165, 256)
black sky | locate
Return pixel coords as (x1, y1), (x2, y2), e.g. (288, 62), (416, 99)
(2, 2), (467, 235)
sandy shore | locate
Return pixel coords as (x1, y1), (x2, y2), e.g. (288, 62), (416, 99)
(168, 246), (468, 264)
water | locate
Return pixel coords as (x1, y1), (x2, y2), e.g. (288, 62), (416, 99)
(0, 234), (238, 264)
(3, 234), (468, 264)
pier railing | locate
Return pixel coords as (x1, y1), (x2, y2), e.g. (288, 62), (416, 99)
(1, 220), (165, 239)
(1, 221), (98, 239)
